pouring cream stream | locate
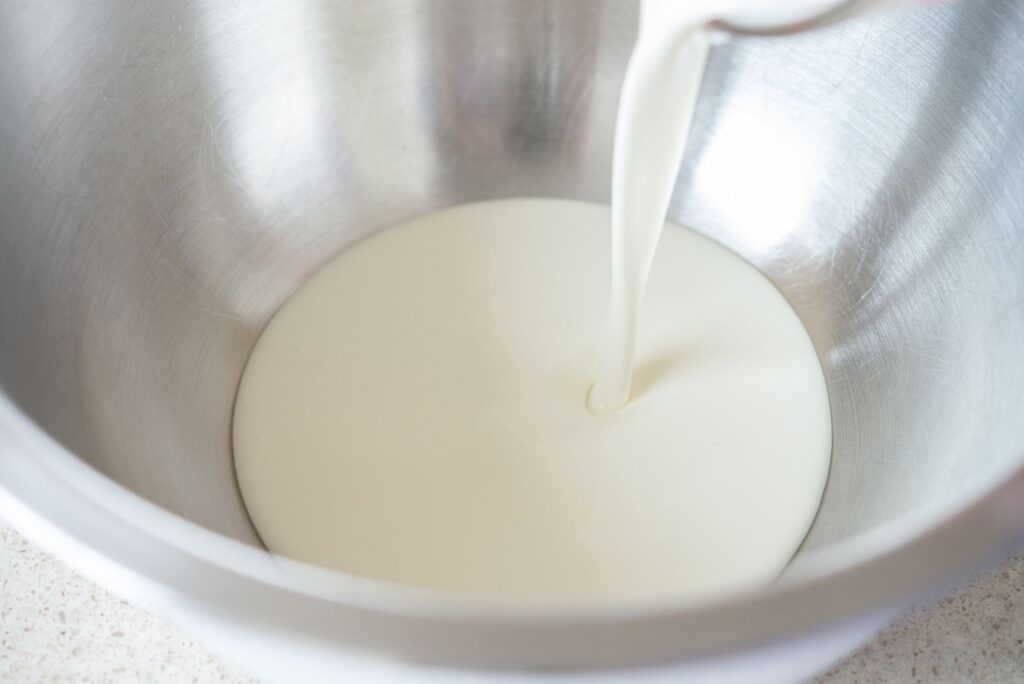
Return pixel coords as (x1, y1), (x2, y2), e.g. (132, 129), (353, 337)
(590, 0), (858, 414)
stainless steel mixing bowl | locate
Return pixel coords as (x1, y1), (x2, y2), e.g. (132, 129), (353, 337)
(2, 1), (1023, 681)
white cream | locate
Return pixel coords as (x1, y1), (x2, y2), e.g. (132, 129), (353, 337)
(234, 199), (831, 605)
(233, 0), (841, 605)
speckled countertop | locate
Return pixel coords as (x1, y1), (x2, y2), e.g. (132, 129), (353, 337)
(1, 522), (1022, 683)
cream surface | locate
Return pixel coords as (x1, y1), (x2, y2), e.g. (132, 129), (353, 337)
(233, 199), (831, 604)
(235, 0), (841, 605)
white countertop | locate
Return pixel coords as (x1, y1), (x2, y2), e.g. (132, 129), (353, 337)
(1, 522), (1022, 682)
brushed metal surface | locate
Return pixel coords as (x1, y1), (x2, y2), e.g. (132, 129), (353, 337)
(1, 0), (1023, 673)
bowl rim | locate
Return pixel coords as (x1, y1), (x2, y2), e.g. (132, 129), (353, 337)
(2, 389), (1023, 669)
